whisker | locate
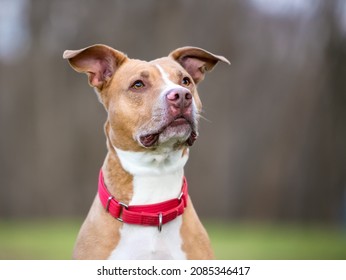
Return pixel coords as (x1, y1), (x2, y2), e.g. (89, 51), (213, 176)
(199, 114), (212, 123)
(197, 110), (212, 123)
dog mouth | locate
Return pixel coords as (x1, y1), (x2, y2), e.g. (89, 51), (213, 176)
(139, 116), (197, 148)
(139, 133), (160, 147)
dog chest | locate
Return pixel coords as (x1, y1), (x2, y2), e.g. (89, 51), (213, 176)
(108, 217), (186, 260)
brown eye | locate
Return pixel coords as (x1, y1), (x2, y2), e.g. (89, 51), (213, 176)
(131, 80), (145, 89)
(182, 77), (191, 86)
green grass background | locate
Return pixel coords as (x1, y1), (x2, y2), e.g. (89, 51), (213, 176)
(0, 219), (345, 259)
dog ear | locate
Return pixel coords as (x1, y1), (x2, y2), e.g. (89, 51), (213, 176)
(169, 47), (230, 84)
(63, 44), (127, 89)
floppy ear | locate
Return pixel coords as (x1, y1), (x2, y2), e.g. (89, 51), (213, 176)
(169, 47), (230, 84)
(63, 44), (127, 90)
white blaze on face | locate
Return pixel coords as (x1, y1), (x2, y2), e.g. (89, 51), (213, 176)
(153, 64), (197, 145)
(155, 64), (186, 95)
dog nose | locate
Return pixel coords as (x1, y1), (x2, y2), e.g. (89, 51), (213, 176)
(166, 88), (192, 108)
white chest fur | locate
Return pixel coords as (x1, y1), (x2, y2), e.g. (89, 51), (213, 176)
(108, 147), (189, 260)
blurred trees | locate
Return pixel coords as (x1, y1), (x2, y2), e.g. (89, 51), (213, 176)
(0, 0), (345, 224)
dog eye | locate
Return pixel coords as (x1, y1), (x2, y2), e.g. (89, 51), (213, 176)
(131, 80), (145, 89)
(182, 77), (191, 86)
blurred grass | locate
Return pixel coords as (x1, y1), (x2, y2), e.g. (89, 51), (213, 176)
(206, 221), (346, 260)
(0, 219), (80, 259)
(0, 219), (345, 259)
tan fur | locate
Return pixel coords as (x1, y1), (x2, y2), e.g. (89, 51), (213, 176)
(181, 197), (214, 259)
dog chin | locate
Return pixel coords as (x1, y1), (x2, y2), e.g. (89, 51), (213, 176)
(158, 124), (192, 146)
(138, 123), (193, 148)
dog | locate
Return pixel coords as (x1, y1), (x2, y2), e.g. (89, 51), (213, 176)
(63, 44), (229, 259)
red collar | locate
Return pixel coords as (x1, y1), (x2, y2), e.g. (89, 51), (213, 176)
(98, 169), (188, 231)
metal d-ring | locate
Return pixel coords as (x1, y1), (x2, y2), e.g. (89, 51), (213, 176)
(158, 213), (163, 232)
(116, 202), (128, 222)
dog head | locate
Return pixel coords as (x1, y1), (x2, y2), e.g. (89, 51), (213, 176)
(63, 45), (229, 152)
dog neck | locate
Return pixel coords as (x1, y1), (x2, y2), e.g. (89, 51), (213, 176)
(102, 145), (189, 207)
